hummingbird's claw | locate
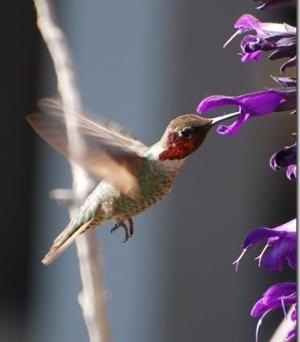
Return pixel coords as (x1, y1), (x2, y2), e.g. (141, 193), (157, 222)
(110, 218), (134, 242)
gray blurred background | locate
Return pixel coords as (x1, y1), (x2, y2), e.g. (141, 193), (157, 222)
(1, 1), (296, 341)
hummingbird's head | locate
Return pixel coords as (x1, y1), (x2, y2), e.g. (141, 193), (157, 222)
(158, 114), (212, 161)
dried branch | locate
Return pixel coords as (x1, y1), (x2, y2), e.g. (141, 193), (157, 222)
(33, 1), (111, 341)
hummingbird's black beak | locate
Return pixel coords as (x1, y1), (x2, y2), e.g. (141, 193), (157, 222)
(210, 111), (240, 126)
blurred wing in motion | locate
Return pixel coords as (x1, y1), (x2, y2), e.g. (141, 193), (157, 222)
(27, 99), (148, 196)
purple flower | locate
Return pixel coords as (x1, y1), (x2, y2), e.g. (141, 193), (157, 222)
(272, 76), (297, 88)
(197, 88), (296, 135)
(270, 142), (297, 180)
(233, 219), (296, 271)
(255, 0), (295, 10)
(214, 2), (297, 341)
(251, 283), (296, 317)
(224, 14), (296, 69)
(251, 282), (296, 341)
(280, 56), (297, 73)
(287, 308), (297, 340)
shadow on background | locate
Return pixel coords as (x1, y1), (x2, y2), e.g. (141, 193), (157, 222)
(0, 1), (295, 341)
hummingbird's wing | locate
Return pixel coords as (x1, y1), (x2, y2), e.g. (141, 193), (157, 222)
(27, 99), (148, 196)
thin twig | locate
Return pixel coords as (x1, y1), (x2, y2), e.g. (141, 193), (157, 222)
(33, 1), (111, 341)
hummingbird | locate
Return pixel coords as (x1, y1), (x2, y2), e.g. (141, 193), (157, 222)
(27, 99), (239, 265)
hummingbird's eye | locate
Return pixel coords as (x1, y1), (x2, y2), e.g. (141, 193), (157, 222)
(179, 127), (193, 139)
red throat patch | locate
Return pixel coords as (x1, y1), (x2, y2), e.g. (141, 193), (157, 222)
(159, 132), (201, 160)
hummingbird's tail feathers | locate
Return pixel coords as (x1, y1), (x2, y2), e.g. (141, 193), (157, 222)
(41, 219), (93, 265)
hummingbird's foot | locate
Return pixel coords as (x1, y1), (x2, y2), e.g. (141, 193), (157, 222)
(110, 218), (134, 242)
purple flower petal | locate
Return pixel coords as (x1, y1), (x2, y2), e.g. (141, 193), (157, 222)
(272, 76), (297, 87)
(274, 219), (296, 233)
(281, 56), (297, 73)
(281, 56), (297, 72)
(235, 219), (296, 271)
(276, 87), (297, 111)
(286, 327), (296, 341)
(241, 51), (262, 62)
(291, 308), (297, 321)
(238, 90), (286, 114)
(251, 282), (296, 317)
(225, 13), (296, 63)
(251, 294), (296, 317)
(197, 95), (242, 113)
(197, 89), (292, 136)
(197, 90), (285, 115)
(270, 143), (296, 169)
(251, 282), (297, 341)
(242, 227), (278, 249)
(217, 113), (249, 136)
(261, 238), (296, 271)
(263, 283), (296, 299)
(269, 45), (296, 60)
(256, 0), (294, 10)
(270, 142), (297, 180)
(286, 165), (297, 180)
(234, 14), (261, 31)
(287, 250), (297, 269)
